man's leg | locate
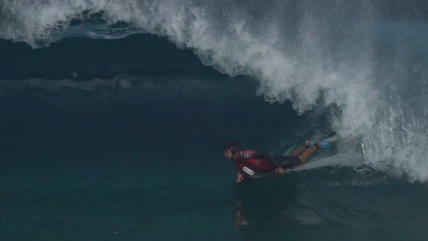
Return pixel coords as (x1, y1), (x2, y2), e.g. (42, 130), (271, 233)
(291, 145), (307, 156)
(298, 143), (320, 163)
(274, 142), (320, 174)
(291, 140), (313, 156)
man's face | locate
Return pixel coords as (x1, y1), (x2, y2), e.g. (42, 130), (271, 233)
(224, 149), (233, 159)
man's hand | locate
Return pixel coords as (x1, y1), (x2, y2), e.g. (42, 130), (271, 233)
(236, 173), (244, 183)
(276, 167), (285, 174)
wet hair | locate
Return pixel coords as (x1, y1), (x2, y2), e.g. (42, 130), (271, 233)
(223, 140), (238, 155)
(223, 140), (238, 150)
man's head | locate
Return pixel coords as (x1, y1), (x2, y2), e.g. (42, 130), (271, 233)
(223, 140), (238, 160)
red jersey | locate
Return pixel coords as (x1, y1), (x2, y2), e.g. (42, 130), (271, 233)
(234, 149), (276, 174)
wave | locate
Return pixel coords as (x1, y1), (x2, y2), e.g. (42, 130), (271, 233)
(2, 0), (428, 182)
(0, 74), (257, 101)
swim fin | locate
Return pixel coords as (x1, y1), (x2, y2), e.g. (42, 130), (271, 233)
(310, 141), (333, 149)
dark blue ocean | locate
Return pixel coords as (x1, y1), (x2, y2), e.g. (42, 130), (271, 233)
(1, 0), (428, 240)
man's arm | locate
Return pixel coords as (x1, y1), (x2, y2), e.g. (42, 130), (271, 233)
(236, 172), (244, 183)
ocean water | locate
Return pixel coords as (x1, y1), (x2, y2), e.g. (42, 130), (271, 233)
(1, 0), (428, 240)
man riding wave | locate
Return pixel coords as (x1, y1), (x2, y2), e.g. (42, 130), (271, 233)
(223, 140), (321, 183)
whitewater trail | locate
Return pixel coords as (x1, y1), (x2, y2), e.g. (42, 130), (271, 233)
(290, 153), (364, 172)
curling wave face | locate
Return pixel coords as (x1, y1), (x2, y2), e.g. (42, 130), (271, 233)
(1, 0), (428, 182)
